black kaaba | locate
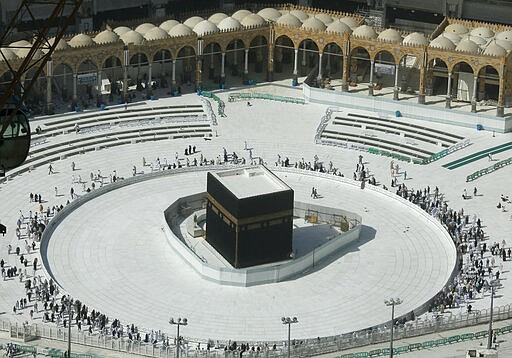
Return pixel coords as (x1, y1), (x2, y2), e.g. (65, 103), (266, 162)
(206, 166), (294, 268)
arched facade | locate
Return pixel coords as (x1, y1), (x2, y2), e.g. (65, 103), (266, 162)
(1, 5), (510, 116)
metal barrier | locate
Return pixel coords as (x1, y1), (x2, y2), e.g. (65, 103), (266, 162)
(422, 138), (471, 165)
(228, 92), (305, 105)
(466, 156), (512, 182)
(200, 91), (225, 118)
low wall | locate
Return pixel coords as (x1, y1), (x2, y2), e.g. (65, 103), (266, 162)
(163, 194), (362, 287)
(303, 84), (512, 133)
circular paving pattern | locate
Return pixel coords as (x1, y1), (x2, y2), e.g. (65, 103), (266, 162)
(41, 167), (456, 342)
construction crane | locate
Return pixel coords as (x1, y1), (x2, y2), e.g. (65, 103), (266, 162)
(0, 0), (83, 176)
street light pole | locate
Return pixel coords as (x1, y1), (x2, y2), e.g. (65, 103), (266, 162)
(169, 317), (188, 358)
(281, 316), (298, 358)
(487, 280), (499, 349)
(384, 298), (403, 358)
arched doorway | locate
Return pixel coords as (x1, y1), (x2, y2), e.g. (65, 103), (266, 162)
(297, 39), (320, 85)
(53, 63), (74, 105)
(225, 39), (245, 78)
(348, 46), (371, 93)
(373, 50), (397, 95)
(103, 56), (123, 100)
(22, 67), (44, 115)
(153, 49), (172, 89)
(203, 42), (222, 87)
(477, 65), (500, 104)
(77, 59), (99, 107)
(274, 35), (294, 77)
(129, 53), (149, 92)
(176, 46), (196, 88)
(248, 35), (268, 81)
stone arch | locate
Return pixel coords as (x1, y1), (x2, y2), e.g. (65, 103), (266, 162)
(297, 39), (320, 77)
(371, 50), (398, 92)
(451, 61), (476, 102)
(103, 56), (123, 97)
(477, 65), (500, 103)
(203, 42), (222, 83)
(397, 53), (420, 94)
(246, 33), (269, 50)
(348, 46), (371, 88)
(225, 39), (245, 77)
(152, 49), (173, 88)
(176, 46), (196, 84)
(427, 57), (449, 97)
(322, 42), (343, 78)
(76, 59), (99, 103)
(248, 35), (268, 76)
(274, 35), (294, 75)
(23, 67), (45, 113)
(53, 63), (74, 102)
(128, 53), (149, 91)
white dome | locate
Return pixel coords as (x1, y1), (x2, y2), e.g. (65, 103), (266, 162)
(94, 29), (119, 44)
(9, 39), (31, 56)
(352, 25), (377, 39)
(314, 13), (333, 25)
(183, 16), (204, 29)
(232, 9), (252, 22)
(430, 36), (456, 50)
(193, 20), (219, 36)
(377, 28), (402, 42)
(339, 17), (358, 29)
(467, 35), (486, 45)
(217, 17), (242, 31)
(290, 9), (309, 21)
(455, 38), (479, 54)
(159, 20), (179, 32)
(442, 31), (461, 44)
(11, 40), (43, 59)
(496, 31), (512, 42)
(0, 48), (17, 61)
(241, 13), (266, 27)
(144, 27), (169, 41)
(301, 17), (326, 31)
(403, 32), (427, 46)
(120, 30), (144, 45)
(276, 13), (302, 28)
(42, 37), (69, 53)
(470, 26), (494, 39)
(168, 24), (193, 37)
(68, 33), (94, 48)
(445, 23), (468, 35)
(208, 13), (228, 25)
(484, 41), (507, 56)
(496, 39), (512, 51)
(113, 26), (131, 36)
(326, 20), (352, 34)
(135, 23), (155, 36)
(257, 7), (281, 21)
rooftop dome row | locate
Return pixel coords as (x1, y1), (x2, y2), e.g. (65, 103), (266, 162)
(3, 8), (512, 60)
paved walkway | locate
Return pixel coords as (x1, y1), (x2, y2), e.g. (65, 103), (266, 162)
(0, 80), (511, 356)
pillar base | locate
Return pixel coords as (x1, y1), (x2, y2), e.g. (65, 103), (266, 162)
(445, 98), (451, 109)
(46, 104), (54, 115)
(266, 71), (274, 82)
(471, 101), (477, 113)
(497, 106), (504, 117)
(417, 93), (425, 104)
(368, 85), (374, 96)
(293, 74), (298, 83)
(393, 88), (399, 101)
(220, 76), (225, 85)
(341, 82), (349, 92)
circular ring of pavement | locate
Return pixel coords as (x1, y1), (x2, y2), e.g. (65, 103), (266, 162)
(41, 167), (457, 342)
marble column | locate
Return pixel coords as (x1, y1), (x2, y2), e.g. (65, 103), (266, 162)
(368, 60), (374, 96)
(446, 72), (452, 109)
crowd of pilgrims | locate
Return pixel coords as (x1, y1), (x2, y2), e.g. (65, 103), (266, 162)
(394, 182), (505, 317)
(1, 146), (507, 352)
